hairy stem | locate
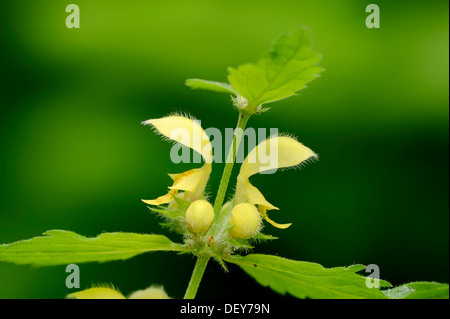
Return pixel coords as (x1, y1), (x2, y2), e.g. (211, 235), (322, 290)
(183, 255), (210, 299)
(183, 111), (251, 299)
(212, 111), (251, 218)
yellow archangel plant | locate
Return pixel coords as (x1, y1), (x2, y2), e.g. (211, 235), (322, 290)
(5, 28), (441, 300)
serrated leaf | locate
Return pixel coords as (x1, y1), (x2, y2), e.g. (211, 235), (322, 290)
(383, 282), (449, 299)
(345, 264), (392, 288)
(0, 230), (184, 266)
(227, 254), (388, 299)
(228, 28), (324, 112)
(185, 78), (237, 95)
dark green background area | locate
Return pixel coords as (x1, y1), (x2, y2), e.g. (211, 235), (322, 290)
(0, 0), (448, 299)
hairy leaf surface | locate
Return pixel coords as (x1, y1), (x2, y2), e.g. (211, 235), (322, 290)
(228, 28), (324, 111)
(0, 230), (183, 266)
(227, 254), (390, 299)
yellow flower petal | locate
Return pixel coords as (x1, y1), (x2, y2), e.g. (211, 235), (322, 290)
(169, 164), (211, 192)
(236, 177), (278, 210)
(142, 115), (213, 205)
(236, 136), (316, 212)
(258, 206), (292, 229)
(143, 116), (213, 163)
(142, 163), (212, 205)
(128, 286), (170, 299)
(67, 287), (126, 299)
(142, 190), (177, 206)
(264, 215), (292, 229)
(169, 164), (212, 202)
(240, 136), (317, 179)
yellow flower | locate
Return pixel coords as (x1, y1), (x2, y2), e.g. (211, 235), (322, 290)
(185, 200), (214, 234)
(235, 136), (317, 229)
(67, 285), (170, 299)
(141, 115), (213, 205)
(229, 203), (262, 239)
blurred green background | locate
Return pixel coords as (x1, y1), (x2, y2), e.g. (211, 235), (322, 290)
(0, 0), (448, 299)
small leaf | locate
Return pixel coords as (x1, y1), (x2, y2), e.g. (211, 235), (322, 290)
(228, 235), (254, 249)
(172, 195), (191, 213)
(212, 254), (229, 272)
(158, 222), (185, 234)
(185, 78), (237, 95)
(228, 28), (324, 112)
(227, 254), (388, 299)
(251, 233), (278, 241)
(0, 230), (184, 266)
(148, 206), (184, 220)
(383, 282), (449, 299)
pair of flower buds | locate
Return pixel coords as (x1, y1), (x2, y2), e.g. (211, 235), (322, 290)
(142, 115), (317, 239)
(184, 199), (260, 239)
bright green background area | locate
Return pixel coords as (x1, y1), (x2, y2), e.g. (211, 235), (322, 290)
(0, 0), (448, 298)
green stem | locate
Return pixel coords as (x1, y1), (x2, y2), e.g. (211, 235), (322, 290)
(212, 111), (251, 217)
(183, 255), (210, 299)
(183, 111), (251, 299)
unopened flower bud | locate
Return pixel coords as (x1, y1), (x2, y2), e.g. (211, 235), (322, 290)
(229, 203), (261, 239)
(186, 200), (214, 234)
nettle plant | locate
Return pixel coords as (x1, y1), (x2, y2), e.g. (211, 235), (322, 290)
(1, 28), (448, 299)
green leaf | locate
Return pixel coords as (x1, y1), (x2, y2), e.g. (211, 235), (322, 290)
(228, 28), (324, 112)
(0, 230), (184, 266)
(172, 195), (191, 213)
(251, 233), (278, 241)
(228, 235), (254, 249)
(185, 78), (237, 95)
(227, 254), (389, 299)
(347, 264), (367, 272)
(383, 282), (449, 299)
(212, 253), (229, 272)
(148, 206), (184, 220)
